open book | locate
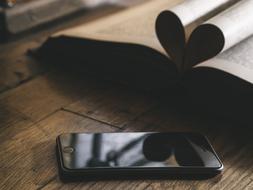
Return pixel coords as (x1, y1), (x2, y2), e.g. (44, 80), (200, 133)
(35, 0), (253, 123)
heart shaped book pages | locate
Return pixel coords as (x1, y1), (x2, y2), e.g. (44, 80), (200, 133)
(156, 0), (253, 73)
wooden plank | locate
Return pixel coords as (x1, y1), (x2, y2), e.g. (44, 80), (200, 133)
(0, 39), (45, 93)
(64, 85), (157, 128)
(0, 72), (89, 122)
(0, 110), (116, 190)
(0, 98), (36, 141)
(0, 69), (157, 126)
(43, 178), (151, 190)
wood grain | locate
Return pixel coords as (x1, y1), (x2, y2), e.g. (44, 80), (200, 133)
(0, 40), (44, 92)
(64, 85), (157, 128)
(0, 110), (116, 190)
(30, 105), (253, 190)
(1, 0), (253, 189)
(1, 74), (253, 190)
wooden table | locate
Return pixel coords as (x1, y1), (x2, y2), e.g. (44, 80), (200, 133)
(1, 1), (253, 190)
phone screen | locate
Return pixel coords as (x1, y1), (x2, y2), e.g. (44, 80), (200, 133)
(58, 132), (222, 170)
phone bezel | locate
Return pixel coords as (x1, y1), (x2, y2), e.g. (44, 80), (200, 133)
(56, 132), (223, 181)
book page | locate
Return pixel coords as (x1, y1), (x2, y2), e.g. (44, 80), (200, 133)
(205, 0), (253, 52)
(53, 0), (183, 56)
(196, 35), (253, 84)
(169, 0), (241, 36)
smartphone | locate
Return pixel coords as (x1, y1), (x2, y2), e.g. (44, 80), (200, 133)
(56, 132), (223, 181)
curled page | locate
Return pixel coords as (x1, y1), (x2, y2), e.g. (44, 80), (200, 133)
(205, 0), (253, 52)
(170, 0), (241, 27)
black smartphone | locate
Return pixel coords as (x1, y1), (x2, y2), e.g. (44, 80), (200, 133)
(56, 132), (223, 181)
